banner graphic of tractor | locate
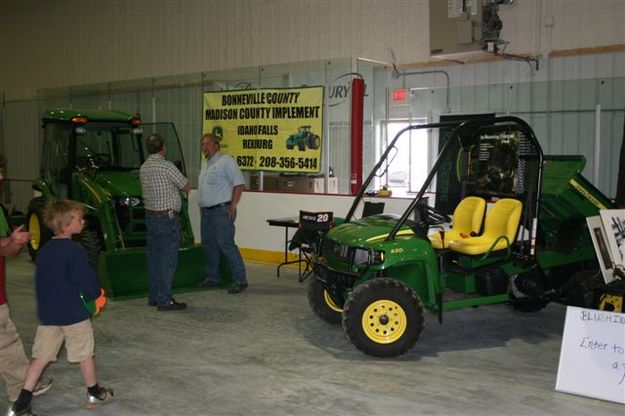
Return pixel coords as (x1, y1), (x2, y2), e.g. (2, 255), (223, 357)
(285, 126), (320, 151)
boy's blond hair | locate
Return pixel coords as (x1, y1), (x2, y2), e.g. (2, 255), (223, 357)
(45, 199), (85, 234)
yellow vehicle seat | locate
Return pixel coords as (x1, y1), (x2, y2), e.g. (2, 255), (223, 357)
(429, 196), (486, 249)
(448, 198), (523, 255)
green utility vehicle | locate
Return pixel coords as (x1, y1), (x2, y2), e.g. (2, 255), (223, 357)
(285, 126), (321, 151)
(27, 109), (206, 298)
(308, 115), (621, 358)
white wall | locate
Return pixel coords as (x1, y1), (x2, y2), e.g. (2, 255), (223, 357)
(1, 0), (624, 101)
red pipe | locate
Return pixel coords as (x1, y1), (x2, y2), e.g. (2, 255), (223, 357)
(350, 78), (365, 195)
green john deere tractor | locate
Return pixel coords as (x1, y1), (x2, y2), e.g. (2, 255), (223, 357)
(285, 126), (320, 151)
(26, 109), (208, 298)
(308, 115), (622, 358)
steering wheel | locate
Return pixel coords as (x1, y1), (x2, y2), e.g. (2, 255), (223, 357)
(90, 153), (112, 166)
(415, 202), (451, 226)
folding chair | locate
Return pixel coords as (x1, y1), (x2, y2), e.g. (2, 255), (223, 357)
(288, 211), (333, 282)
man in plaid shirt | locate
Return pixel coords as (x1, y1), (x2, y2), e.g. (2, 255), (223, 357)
(139, 133), (190, 311)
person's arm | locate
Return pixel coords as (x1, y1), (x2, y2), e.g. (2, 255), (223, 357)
(0, 225), (29, 256)
(228, 185), (243, 220)
(169, 163), (191, 193)
(182, 179), (191, 193)
(225, 156), (245, 220)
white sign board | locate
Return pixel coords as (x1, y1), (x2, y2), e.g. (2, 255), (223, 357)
(556, 306), (625, 404)
(587, 215), (618, 284)
(599, 209), (625, 267)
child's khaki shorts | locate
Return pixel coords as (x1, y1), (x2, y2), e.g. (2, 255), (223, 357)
(32, 319), (94, 363)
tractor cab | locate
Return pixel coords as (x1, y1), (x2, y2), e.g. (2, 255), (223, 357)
(28, 109), (207, 298)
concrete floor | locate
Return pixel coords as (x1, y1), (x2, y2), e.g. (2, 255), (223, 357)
(1, 254), (623, 416)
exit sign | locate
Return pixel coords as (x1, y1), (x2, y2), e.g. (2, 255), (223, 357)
(392, 88), (408, 101)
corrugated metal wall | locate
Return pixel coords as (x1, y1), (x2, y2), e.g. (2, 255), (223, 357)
(391, 53), (625, 197)
(1, 54), (624, 212)
(0, 59), (358, 211)
(2, 101), (40, 213)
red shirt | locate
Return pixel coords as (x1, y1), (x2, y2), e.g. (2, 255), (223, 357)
(0, 256), (6, 305)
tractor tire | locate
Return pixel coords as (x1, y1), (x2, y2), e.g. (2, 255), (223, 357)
(72, 229), (102, 271)
(307, 278), (343, 324)
(342, 278), (425, 358)
(559, 268), (604, 309)
(509, 296), (548, 313)
(297, 140), (306, 151)
(508, 270), (549, 312)
(307, 134), (321, 150)
(26, 198), (52, 261)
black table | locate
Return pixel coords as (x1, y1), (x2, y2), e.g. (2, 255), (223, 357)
(266, 217), (307, 278)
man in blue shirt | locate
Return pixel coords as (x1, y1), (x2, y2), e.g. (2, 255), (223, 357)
(196, 133), (248, 293)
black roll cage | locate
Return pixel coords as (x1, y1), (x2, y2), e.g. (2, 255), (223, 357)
(343, 116), (544, 257)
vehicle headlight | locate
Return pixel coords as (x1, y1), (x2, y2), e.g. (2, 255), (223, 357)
(117, 197), (141, 207)
(370, 249), (385, 265)
(352, 248), (385, 265)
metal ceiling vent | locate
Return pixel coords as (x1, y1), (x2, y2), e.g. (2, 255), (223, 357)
(429, 0), (512, 61)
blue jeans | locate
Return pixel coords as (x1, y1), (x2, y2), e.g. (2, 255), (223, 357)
(145, 213), (181, 306)
(200, 205), (246, 284)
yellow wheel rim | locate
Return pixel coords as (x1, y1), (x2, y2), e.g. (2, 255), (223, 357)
(28, 214), (40, 250)
(361, 299), (407, 344)
(323, 290), (342, 313)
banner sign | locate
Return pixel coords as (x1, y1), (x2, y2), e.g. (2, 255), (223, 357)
(202, 87), (324, 173)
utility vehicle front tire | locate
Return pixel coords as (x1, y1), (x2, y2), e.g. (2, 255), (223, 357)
(342, 278), (425, 358)
(307, 278), (343, 324)
(26, 198), (52, 261)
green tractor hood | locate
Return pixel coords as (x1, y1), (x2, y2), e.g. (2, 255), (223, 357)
(92, 170), (142, 197)
(328, 215), (415, 247)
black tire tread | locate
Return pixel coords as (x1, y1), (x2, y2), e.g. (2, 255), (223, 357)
(307, 278), (342, 325)
(72, 229), (102, 270)
(342, 277), (425, 358)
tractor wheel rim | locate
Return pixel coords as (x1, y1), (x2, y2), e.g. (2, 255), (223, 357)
(361, 299), (407, 344)
(323, 290), (342, 313)
(28, 214), (40, 250)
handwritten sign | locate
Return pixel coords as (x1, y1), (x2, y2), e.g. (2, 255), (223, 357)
(556, 306), (625, 404)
